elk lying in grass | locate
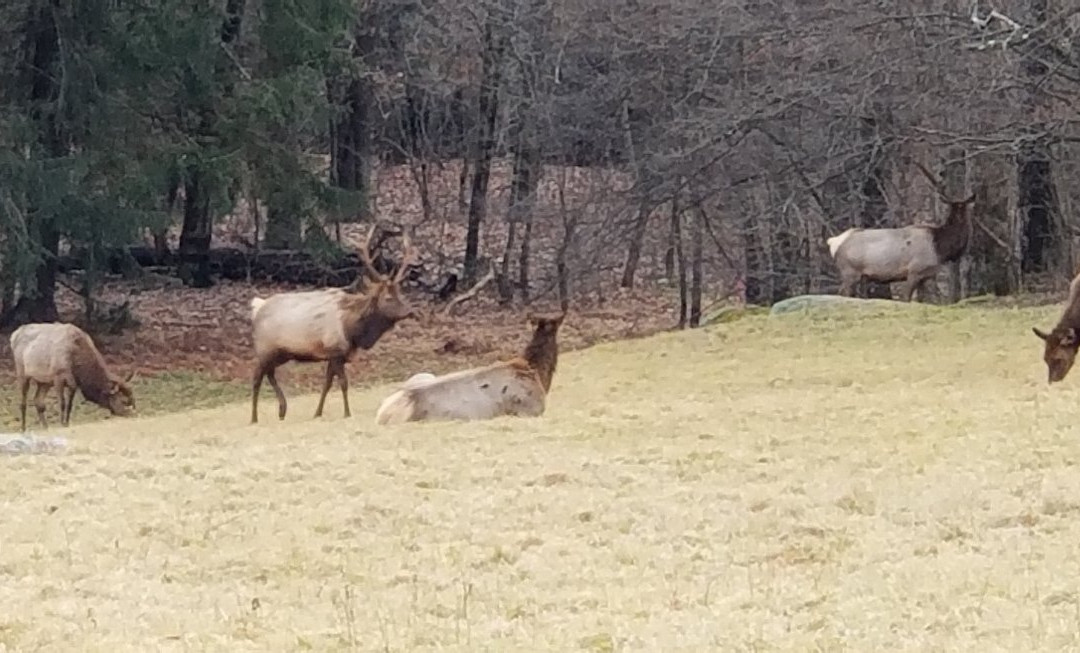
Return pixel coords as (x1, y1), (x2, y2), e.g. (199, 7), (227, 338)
(10, 322), (136, 430)
(1033, 271), (1080, 383)
(375, 312), (565, 425)
(249, 225), (417, 424)
(827, 161), (976, 302)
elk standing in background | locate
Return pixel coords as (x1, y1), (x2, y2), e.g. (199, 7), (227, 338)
(375, 312), (565, 425)
(10, 322), (136, 430)
(827, 161), (976, 302)
(249, 225), (417, 424)
(1033, 270), (1080, 383)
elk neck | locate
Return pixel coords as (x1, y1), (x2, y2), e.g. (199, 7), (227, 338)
(522, 327), (559, 393)
(930, 201), (972, 263)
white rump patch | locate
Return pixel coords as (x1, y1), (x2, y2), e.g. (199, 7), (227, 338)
(403, 372), (437, 390)
(249, 297), (266, 320)
(827, 228), (858, 257)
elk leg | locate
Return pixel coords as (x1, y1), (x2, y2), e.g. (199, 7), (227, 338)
(33, 382), (50, 429)
(64, 385), (76, 425)
(251, 364), (265, 424)
(57, 380), (67, 427)
(265, 368), (287, 421)
(18, 376), (30, 432)
(900, 277), (918, 302)
(314, 361), (336, 418)
(336, 359), (350, 419)
(838, 271), (859, 297)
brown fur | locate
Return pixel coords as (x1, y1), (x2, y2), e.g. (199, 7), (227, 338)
(10, 322), (136, 431)
(1033, 273), (1080, 383)
(510, 313), (563, 392)
(929, 194), (976, 264)
(250, 226), (417, 424)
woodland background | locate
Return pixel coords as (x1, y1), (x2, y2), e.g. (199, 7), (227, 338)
(1, 0), (1079, 384)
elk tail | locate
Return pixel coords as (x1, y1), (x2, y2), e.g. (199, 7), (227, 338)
(249, 297), (266, 321)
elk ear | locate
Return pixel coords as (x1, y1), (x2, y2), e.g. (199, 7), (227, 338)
(964, 193), (976, 204)
(124, 369), (136, 383)
(1033, 327), (1050, 341)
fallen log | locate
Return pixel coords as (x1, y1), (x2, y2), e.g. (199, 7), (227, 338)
(56, 246), (393, 286)
(56, 245), (461, 292)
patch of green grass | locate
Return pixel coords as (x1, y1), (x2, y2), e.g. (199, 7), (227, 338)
(2, 300), (1080, 651)
(0, 369), (248, 431)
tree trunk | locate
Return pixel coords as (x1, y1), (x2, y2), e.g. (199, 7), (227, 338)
(690, 205), (703, 327)
(17, 1), (64, 323)
(619, 99), (651, 289)
(675, 203), (688, 328)
(943, 148), (968, 303)
(501, 111), (542, 302)
(1018, 0), (1062, 278)
(176, 0), (246, 288)
(178, 171), (214, 288)
(519, 210), (533, 304)
(264, 207), (302, 249)
(327, 14), (374, 227)
(665, 197), (678, 284)
(463, 17), (506, 284)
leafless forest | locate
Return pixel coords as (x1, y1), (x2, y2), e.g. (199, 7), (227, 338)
(3, 0), (1080, 332)
(268, 0), (1080, 318)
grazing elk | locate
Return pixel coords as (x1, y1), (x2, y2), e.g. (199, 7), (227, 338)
(249, 225), (417, 424)
(826, 161), (976, 302)
(10, 322), (136, 430)
(1033, 270), (1080, 383)
(375, 312), (565, 425)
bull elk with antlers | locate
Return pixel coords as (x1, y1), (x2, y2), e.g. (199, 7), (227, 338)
(826, 161), (976, 302)
(248, 225), (418, 424)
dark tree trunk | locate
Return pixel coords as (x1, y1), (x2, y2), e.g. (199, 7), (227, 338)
(176, 0), (246, 288)
(17, 1), (64, 323)
(331, 75), (372, 211)
(179, 171), (214, 288)
(1019, 140), (1057, 274)
(690, 205), (704, 327)
(675, 204), (688, 328)
(463, 18), (506, 285)
(619, 99), (652, 289)
(744, 220), (767, 305)
(263, 205), (302, 249)
(665, 197), (679, 283)
(621, 202), (651, 289)
(501, 112), (542, 302)
(1018, 0), (1062, 277)
(519, 210), (533, 304)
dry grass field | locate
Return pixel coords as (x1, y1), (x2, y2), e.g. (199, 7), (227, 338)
(3, 300), (1080, 651)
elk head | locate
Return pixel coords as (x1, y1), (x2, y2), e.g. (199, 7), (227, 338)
(107, 369), (137, 416)
(356, 224), (419, 323)
(1033, 326), (1079, 384)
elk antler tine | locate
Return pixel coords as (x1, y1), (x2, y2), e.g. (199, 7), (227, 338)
(392, 230), (418, 284)
(913, 160), (949, 200)
(358, 223), (386, 282)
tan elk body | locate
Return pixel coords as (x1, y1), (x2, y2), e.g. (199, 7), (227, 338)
(10, 322), (136, 430)
(827, 162), (976, 301)
(375, 313), (564, 425)
(249, 226), (417, 423)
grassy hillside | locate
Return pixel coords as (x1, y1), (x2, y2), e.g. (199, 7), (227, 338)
(2, 301), (1079, 651)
